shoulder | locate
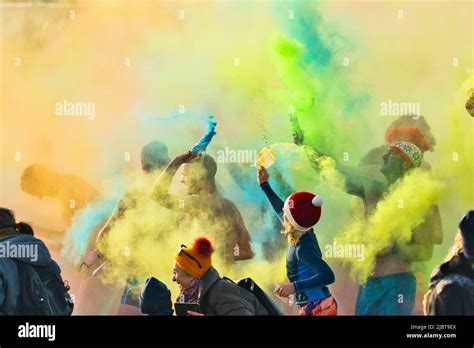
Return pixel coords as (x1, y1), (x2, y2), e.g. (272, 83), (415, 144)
(209, 278), (245, 299)
(221, 196), (238, 209)
(359, 146), (387, 166)
(295, 232), (319, 257)
(430, 255), (471, 284)
(221, 197), (244, 217)
(64, 174), (98, 193)
(3, 234), (42, 245)
(431, 272), (474, 305)
(359, 165), (387, 186)
(300, 230), (317, 244)
(437, 274), (474, 290)
(206, 279), (240, 304)
(212, 278), (239, 292)
(433, 276), (474, 307)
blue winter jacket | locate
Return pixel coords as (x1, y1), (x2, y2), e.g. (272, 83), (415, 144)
(0, 231), (55, 315)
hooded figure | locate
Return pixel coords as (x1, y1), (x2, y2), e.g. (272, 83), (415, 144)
(424, 210), (474, 315)
(140, 277), (173, 316)
(0, 208), (72, 315)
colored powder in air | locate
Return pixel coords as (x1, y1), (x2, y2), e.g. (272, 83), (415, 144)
(268, 33), (369, 162)
(95, 173), (289, 301)
(335, 169), (443, 283)
(1, 1), (472, 314)
(61, 195), (120, 265)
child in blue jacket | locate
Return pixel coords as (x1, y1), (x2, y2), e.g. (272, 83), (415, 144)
(257, 166), (337, 315)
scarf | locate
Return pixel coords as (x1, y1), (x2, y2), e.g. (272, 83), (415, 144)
(176, 278), (201, 303)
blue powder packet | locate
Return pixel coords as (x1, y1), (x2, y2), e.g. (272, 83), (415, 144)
(191, 117), (217, 154)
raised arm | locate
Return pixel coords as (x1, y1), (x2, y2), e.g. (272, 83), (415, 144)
(82, 198), (125, 267)
(289, 118), (369, 198)
(94, 201), (120, 243)
(150, 151), (200, 210)
(292, 115), (353, 195)
(335, 162), (368, 197)
(151, 151), (195, 201)
(257, 166), (285, 223)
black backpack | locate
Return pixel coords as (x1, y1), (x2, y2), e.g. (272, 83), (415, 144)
(13, 259), (74, 316)
(223, 277), (283, 315)
(0, 233), (75, 316)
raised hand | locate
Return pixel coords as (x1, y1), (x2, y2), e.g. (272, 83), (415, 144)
(257, 166), (269, 185)
(82, 248), (100, 268)
(174, 151), (201, 164)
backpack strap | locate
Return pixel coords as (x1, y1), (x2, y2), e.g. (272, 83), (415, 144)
(0, 233), (20, 243)
(222, 276), (235, 284)
(236, 277), (283, 315)
(199, 277), (225, 314)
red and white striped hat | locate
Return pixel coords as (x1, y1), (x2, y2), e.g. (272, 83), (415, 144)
(282, 192), (323, 232)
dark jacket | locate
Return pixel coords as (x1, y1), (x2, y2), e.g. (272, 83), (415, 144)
(0, 229), (55, 315)
(425, 252), (474, 315)
(198, 267), (269, 315)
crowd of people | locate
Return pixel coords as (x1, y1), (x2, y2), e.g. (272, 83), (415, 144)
(0, 115), (473, 316)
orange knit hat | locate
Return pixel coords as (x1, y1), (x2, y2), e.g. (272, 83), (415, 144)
(174, 237), (214, 279)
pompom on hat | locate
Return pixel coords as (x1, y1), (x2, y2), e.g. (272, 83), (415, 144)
(174, 237), (214, 279)
(390, 141), (423, 168)
(282, 192), (323, 232)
